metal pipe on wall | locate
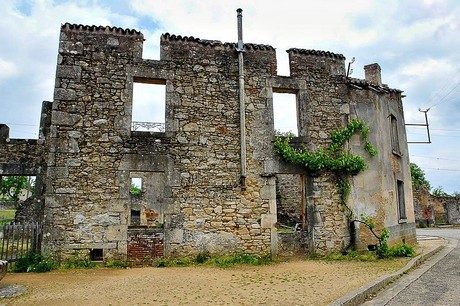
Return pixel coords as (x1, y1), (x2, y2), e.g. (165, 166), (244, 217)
(236, 8), (247, 189)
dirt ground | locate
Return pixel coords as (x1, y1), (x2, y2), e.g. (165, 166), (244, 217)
(0, 239), (442, 306)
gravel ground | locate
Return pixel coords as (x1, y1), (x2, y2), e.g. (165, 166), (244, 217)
(0, 240), (439, 306)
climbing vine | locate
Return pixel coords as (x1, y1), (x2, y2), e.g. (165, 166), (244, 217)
(274, 119), (389, 251)
(274, 119), (377, 176)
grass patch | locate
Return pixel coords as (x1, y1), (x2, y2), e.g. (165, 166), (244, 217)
(104, 259), (129, 268)
(155, 252), (273, 268)
(321, 243), (416, 262)
(0, 210), (15, 225)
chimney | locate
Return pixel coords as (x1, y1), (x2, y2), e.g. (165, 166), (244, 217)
(0, 124), (10, 143)
(364, 63), (382, 86)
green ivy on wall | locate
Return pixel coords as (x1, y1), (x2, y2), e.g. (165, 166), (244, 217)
(274, 119), (377, 216)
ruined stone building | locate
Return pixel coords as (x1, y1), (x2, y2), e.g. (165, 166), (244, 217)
(0, 22), (416, 263)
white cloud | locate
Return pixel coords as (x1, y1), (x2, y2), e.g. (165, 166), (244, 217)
(0, 59), (18, 80)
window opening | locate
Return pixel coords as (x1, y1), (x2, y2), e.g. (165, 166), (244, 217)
(132, 80), (166, 132)
(130, 177), (142, 196)
(130, 209), (141, 226)
(0, 175), (36, 202)
(397, 180), (406, 220)
(90, 248), (103, 261)
(390, 115), (400, 155)
(273, 92), (298, 136)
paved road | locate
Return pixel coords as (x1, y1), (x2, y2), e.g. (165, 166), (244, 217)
(364, 228), (460, 306)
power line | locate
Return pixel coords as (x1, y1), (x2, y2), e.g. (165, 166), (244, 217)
(421, 167), (460, 172)
(411, 155), (460, 162)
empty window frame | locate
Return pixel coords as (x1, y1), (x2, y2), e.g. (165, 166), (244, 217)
(390, 115), (401, 154)
(273, 92), (298, 136)
(397, 180), (407, 220)
(130, 177), (142, 196)
(132, 79), (166, 132)
(130, 209), (141, 226)
(90, 248), (103, 261)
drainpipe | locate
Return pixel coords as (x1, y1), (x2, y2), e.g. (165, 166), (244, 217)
(236, 8), (247, 190)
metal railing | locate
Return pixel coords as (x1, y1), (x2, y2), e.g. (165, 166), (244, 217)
(131, 122), (165, 132)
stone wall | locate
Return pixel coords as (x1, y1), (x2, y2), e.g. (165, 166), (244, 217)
(1, 22), (416, 262)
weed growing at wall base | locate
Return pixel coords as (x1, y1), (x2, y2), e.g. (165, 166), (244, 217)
(13, 251), (54, 273)
(155, 252), (273, 268)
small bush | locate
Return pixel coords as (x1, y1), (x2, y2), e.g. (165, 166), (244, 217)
(13, 252), (54, 273)
(196, 251), (210, 264)
(104, 259), (129, 268)
(155, 257), (194, 267)
(417, 221), (427, 228)
(388, 243), (416, 257)
(62, 251), (96, 269)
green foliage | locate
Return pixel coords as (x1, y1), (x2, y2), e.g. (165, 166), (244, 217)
(62, 251), (96, 269)
(324, 251), (378, 262)
(130, 184), (142, 196)
(375, 228), (390, 259)
(155, 253), (272, 268)
(13, 251), (54, 273)
(360, 214), (375, 230)
(274, 119), (377, 212)
(388, 243), (416, 257)
(196, 251), (211, 264)
(155, 257), (195, 267)
(0, 176), (31, 202)
(206, 253), (272, 268)
(104, 259), (129, 268)
(410, 163), (431, 191)
(432, 186), (450, 197)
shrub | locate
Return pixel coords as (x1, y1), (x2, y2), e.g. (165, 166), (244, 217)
(62, 251), (96, 269)
(388, 244), (416, 257)
(13, 251), (54, 273)
(104, 259), (129, 268)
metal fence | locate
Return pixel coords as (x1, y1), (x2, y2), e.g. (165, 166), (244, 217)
(0, 222), (42, 262)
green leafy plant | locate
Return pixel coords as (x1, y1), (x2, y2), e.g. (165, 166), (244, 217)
(410, 163), (431, 191)
(130, 184), (142, 196)
(388, 243), (416, 257)
(155, 253), (272, 268)
(274, 119), (377, 219)
(104, 259), (129, 268)
(13, 251), (54, 273)
(62, 250), (96, 269)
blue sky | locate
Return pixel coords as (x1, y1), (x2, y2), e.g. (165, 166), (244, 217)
(1, 0), (460, 193)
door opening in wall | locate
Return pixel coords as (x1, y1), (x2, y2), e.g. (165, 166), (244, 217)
(132, 79), (166, 132)
(273, 92), (298, 136)
(275, 174), (305, 232)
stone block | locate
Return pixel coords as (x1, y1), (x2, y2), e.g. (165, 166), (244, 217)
(261, 213), (276, 229)
(48, 166), (69, 179)
(56, 65), (81, 80)
(51, 111), (82, 126)
(54, 88), (76, 101)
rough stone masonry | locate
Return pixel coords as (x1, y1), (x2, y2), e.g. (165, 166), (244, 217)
(0, 22), (416, 263)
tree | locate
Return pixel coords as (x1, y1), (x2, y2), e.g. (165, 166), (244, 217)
(0, 176), (32, 202)
(432, 186), (450, 197)
(410, 163), (431, 191)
